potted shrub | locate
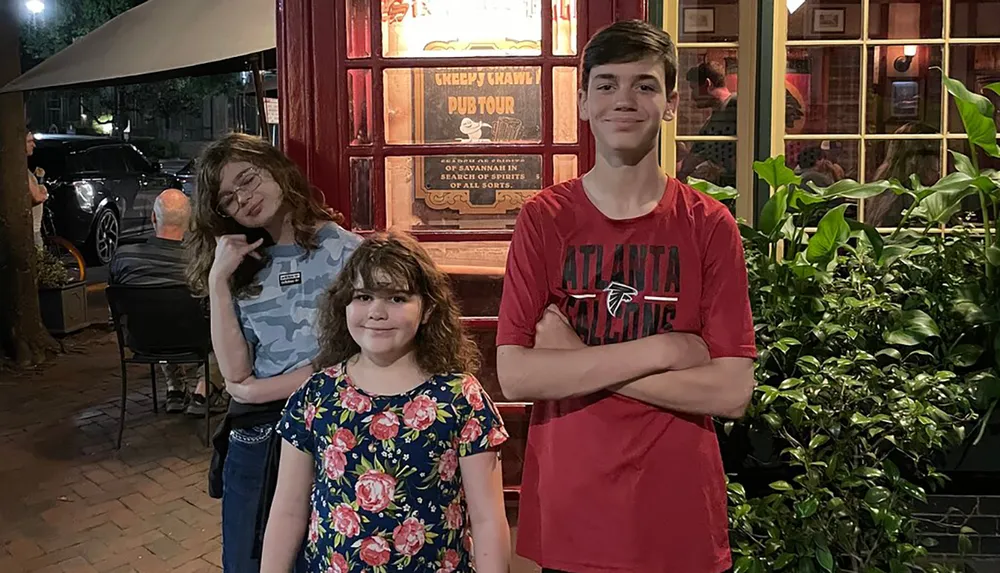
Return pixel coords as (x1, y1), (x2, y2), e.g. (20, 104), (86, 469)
(36, 247), (89, 334)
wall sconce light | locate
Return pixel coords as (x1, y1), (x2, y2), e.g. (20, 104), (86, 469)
(787, 0), (806, 14)
(894, 45), (917, 72)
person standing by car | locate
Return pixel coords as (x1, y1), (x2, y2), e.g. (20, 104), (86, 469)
(26, 131), (47, 248)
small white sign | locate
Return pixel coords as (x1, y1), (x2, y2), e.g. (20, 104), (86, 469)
(263, 97), (279, 124)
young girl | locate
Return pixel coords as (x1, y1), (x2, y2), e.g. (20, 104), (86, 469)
(261, 232), (511, 573)
(187, 133), (361, 572)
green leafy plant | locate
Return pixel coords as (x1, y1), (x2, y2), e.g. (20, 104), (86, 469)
(697, 73), (1000, 572)
(35, 247), (72, 289)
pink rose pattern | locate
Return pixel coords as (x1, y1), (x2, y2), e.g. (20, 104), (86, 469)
(277, 365), (508, 571)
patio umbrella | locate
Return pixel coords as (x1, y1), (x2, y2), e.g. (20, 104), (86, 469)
(1, 0), (276, 129)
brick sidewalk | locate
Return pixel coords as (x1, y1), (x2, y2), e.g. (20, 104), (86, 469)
(0, 329), (539, 573)
(0, 330), (222, 573)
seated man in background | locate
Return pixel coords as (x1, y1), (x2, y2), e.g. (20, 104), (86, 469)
(109, 188), (226, 416)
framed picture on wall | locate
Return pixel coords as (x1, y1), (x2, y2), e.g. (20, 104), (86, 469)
(890, 81), (919, 118)
(682, 8), (715, 33)
(812, 8), (845, 33)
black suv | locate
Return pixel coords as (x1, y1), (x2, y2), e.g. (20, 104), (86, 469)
(28, 135), (181, 266)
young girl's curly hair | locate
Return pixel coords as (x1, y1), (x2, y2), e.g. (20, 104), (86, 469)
(314, 231), (480, 375)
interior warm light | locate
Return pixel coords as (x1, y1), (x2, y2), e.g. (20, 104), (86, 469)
(787, 0), (806, 14)
(903, 45), (918, 57)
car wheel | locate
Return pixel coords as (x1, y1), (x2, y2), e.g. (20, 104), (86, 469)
(87, 208), (119, 266)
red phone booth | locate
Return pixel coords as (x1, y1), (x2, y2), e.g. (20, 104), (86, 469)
(276, 0), (646, 508)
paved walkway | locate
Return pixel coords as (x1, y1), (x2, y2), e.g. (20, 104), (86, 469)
(0, 329), (537, 572)
(0, 329), (221, 573)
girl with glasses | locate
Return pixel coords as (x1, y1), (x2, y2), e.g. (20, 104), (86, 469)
(186, 133), (362, 573)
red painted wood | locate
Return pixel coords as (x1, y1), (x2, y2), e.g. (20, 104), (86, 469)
(278, 0), (647, 214)
(311, 0), (342, 214)
(345, 56), (580, 68)
(344, 144), (581, 156)
(278, 0), (315, 184)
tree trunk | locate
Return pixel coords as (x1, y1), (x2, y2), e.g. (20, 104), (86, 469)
(0, 0), (58, 365)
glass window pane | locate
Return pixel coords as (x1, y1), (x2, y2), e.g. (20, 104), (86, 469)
(866, 46), (942, 134)
(947, 45), (1000, 133)
(677, 140), (739, 187)
(554, 154), (579, 184)
(381, 1), (541, 58)
(788, 0), (863, 40)
(786, 140), (861, 221)
(864, 138), (942, 226)
(347, 69), (373, 145)
(679, 0), (739, 43)
(786, 47), (862, 135)
(386, 155), (541, 230)
(946, 139), (1000, 224)
(867, 0), (942, 39)
(952, 0), (1000, 37)
(346, 0), (371, 58)
(677, 49), (739, 136)
(554, 67), (578, 143)
(350, 157), (374, 231)
(383, 67), (543, 144)
(421, 241), (510, 274)
(554, 0), (578, 55)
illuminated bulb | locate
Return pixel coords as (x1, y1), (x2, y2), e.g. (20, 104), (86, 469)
(25, 0), (44, 14)
(903, 45), (917, 57)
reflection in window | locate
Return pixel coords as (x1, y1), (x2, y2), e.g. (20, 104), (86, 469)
(676, 51), (739, 187)
(948, 45), (1000, 132)
(383, 67), (543, 145)
(386, 155), (542, 231)
(679, 0), (740, 43)
(785, 141), (860, 222)
(867, 0), (942, 39)
(421, 241), (510, 274)
(787, 0), (863, 40)
(554, 154), (578, 184)
(786, 47), (862, 135)
(946, 140), (1000, 224)
(350, 158), (374, 230)
(347, 69), (373, 145)
(346, 0), (371, 58)
(553, 67), (578, 143)
(677, 50), (739, 136)
(553, 0), (578, 55)
(952, 0), (1000, 37)
(381, 0), (541, 58)
(863, 137), (941, 227)
(786, 140), (858, 184)
(866, 46), (942, 133)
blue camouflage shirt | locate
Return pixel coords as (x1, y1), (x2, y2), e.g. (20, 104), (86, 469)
(235, 222), (361, 379)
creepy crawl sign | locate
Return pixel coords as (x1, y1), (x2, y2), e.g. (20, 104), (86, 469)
(415, 66), (543, 215)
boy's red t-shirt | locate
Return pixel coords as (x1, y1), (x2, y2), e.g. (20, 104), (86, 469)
(497, 177), (757, 573)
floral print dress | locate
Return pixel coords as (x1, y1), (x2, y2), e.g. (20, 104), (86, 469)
(278, 362), (508, 573)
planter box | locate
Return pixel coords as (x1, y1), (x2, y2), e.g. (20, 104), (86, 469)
(39, 281), (89, 334)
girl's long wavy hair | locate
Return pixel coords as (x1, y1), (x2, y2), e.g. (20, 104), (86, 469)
(185, 133), (334, 298)
(313, 231), (480, 376)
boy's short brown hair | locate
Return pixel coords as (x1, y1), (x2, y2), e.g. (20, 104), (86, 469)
(581, 19), (678, 92)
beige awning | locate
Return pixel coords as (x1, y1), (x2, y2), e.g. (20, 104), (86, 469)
(1, 0), (276, 93)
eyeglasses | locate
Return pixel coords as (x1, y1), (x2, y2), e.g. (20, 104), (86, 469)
(216, 167), (263, 217)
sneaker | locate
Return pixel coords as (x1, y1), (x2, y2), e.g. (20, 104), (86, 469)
(185, 390), (229, 416)
(164, 391), (187, 414)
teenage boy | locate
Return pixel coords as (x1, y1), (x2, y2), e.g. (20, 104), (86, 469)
(496, 19), (757, 573)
